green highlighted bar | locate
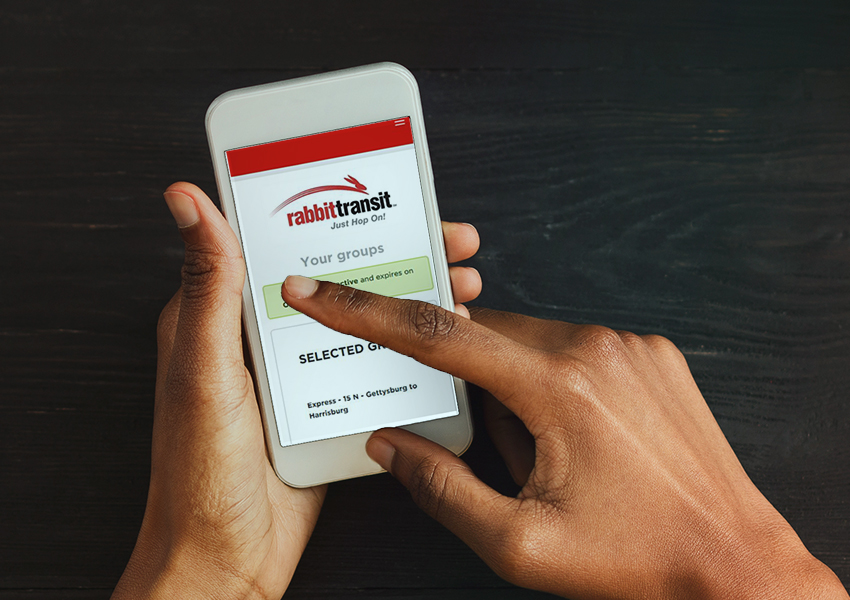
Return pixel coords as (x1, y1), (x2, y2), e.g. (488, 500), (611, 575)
(263, 256), (434, 319)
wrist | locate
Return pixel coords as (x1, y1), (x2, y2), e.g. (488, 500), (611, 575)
(112, 531), (266, 600)
(676, 510), (848, 600)
(701, 544), (846, 600)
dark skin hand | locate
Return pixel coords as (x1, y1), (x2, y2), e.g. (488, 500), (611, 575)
(281, 276), (849, 600)
(111, 182), (481, 600)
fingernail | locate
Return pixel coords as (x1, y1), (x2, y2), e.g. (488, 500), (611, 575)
(163, 190), (199, 228)
(284, 275), (318, 299)
(366, 437), (396, 472)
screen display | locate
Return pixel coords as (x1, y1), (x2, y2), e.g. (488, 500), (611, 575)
(225, 117), (459, 446)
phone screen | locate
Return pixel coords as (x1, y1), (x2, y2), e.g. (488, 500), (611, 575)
(225, 117), (459, 446)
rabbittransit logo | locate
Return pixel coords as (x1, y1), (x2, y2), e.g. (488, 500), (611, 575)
(270, 175), (394, 226)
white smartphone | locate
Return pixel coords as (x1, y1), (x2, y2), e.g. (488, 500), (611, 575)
(205, 63), (472, 487)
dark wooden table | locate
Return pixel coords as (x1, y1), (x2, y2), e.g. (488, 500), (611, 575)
(2, 1), (848, 598)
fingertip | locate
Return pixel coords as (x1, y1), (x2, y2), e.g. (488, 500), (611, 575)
(163, 182), (241, 257)
(449, 265), (482, 305)
(454, 303), (471, 319)
(465, 266), (482, 296)
(366, 435), (396, 472)
(283, 275), (318, 299)
(462, 222), (480, 253)
(164, 182), (220, 225)
(443, 221), (481, 263)
(165, 181), (208, 200)
(163, 190), (199, 228)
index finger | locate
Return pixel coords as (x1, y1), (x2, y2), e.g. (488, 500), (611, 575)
(281, 276), (539, 419)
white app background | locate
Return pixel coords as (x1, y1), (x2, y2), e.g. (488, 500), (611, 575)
(229, 142), (458, 445)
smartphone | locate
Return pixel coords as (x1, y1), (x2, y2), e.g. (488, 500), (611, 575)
(205, 63), (472, 487)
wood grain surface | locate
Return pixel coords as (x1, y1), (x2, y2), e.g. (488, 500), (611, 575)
(1, 1), (848, 598)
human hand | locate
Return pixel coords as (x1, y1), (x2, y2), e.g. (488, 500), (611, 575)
(281, 283), (849, 600)
(111, 182), (482, 600)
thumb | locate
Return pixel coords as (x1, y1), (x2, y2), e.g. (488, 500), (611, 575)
(162, 182), (246, 390)
(366, 428), (520, 566)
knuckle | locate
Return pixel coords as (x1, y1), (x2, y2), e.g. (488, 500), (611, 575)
(643, 333), (687, 364)
(642, 333), (675, 353)
(617, 330), (644, 350)
(576, 324), (626, 363)
(331, 283), (371, 314)
(407, 456), (459, 521)
(406, 301), (456, 347)
(180, 243), (242, 301)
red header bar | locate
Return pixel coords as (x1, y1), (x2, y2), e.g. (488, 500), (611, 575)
(226, 117), (413, 177)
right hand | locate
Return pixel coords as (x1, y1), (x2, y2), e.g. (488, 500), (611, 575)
(282, 280), (848, 600)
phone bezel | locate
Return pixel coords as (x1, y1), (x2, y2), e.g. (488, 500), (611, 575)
(205, 63), (472, 487)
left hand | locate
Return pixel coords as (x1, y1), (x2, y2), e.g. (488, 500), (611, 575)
(111, 182), (482, 599)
